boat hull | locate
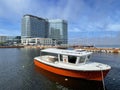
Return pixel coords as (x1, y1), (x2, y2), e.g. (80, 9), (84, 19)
(34, 59), (110, 81)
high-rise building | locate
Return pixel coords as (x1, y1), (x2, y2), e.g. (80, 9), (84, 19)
(21, 14), (48, 38)
(48, 19), (68, 44)
(21, 14), (67, 44)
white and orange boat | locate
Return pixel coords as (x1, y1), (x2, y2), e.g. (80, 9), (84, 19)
(34, 48), (111, 81)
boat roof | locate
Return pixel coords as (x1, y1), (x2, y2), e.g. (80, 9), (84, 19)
(41, 48), (92, 56)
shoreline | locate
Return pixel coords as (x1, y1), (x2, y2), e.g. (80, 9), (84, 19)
(0, 46), (24, 48)
(75, 47), (120, 53)
(0, 45), (120, 53)
(24, 45), (120, 53)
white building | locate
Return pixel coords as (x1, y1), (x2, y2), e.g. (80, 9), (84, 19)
(21, 38), (56, 45)
(21, 14), (48, 39)
(0, 36), (7, 42)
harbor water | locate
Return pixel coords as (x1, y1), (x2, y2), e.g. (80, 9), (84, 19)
(0, 48), (120, 90)
(95, 45), (120, 48)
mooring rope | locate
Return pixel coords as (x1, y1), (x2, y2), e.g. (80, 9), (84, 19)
(100, 68), (105, 90)
(22, 62), (34, 68)
(96, 64), (106, 90)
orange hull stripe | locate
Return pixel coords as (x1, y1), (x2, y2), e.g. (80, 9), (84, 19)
(34, 59), (109, 81)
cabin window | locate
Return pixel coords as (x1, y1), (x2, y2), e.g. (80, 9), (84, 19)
(68, 56), (77, 64)
(85, 55), (91, 62)
(87, 55), (91, 59)
(79, 56), (86, 63)
(60, 54), (63, 61)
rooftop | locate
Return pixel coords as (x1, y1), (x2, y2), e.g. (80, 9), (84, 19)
(24, 14), (46, 20)
(41, 48), (92, 56)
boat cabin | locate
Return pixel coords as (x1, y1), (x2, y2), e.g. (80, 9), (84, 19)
(40, 48), (92, 65)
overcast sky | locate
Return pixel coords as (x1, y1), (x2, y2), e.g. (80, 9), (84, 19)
(0, 0), (120, 45)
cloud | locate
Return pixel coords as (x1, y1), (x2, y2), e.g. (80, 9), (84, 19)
(106, 24), (120, 31)
(2, 0), (29, 13)
(61, 0), (85, 20)
(0, 0), (120, 46)
(68, 37), (120, 45)
(0, 0), (31, 23)
(0, 28), (20, 36)
(69, 27), (83, 32)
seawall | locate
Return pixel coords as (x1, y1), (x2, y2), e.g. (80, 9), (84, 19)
(75, 47), (120, 54)
(0, 46), (24, 48)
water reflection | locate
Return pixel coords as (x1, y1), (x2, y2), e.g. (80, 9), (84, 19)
(35, 66), (105, 90)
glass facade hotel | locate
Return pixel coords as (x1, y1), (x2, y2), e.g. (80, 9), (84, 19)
(21, 14), (67, 44)
(21, 14), (48, 38)
(48, 19), (67, 44)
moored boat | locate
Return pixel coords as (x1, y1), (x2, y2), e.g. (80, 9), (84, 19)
(34, 48), (111, 81)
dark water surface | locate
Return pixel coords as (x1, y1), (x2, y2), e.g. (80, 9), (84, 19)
(0, 48), (120, 90)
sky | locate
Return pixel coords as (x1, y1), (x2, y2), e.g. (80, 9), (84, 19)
(0, 0), (120, 45)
